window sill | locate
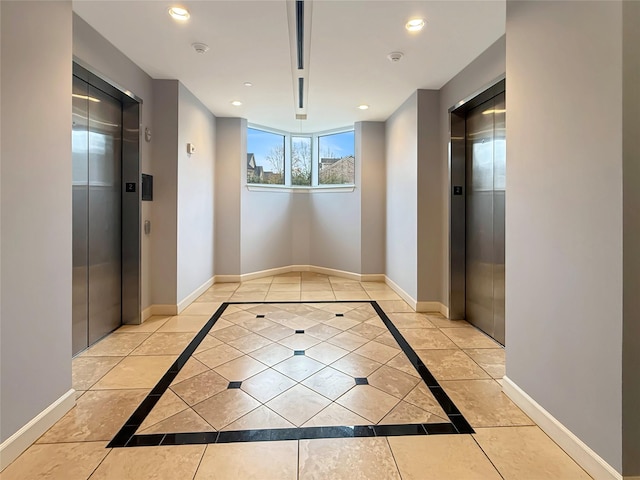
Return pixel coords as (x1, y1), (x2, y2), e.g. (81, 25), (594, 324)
(246, 184), (356, 194)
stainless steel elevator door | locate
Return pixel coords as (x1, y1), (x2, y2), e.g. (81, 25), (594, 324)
(465, 93), (505, 345)
(72, 76), (123, 355)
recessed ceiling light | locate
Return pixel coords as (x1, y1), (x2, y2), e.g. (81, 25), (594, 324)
(358, 104), (369, 110)
(405, 18), (425, 31)
(243, 82), (253, 87)
(168, 6), (190, 21)
(231, 100), (243, 106)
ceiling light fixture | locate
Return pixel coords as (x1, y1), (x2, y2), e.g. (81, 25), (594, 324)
(231, 100), (243, 106)
(387, 51), (404, 63)
(192, 43), (209, 54)
(405, 18), (425, 32)
(243, 82), (253, 87)
(358, 104), (369, 110)
(168, 6), (190, 21)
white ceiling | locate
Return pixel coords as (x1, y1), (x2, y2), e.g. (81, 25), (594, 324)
(73, 0), (505, 132)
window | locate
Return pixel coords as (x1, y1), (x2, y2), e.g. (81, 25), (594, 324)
(247, 126), (354, 187)
(247, 128), (285, 185)
(318, 131), (355, 185)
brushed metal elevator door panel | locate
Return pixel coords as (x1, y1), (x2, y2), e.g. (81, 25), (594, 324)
(465, 97), (498, 341)
(492, 93), (506, 345)
(87, 85), (122, 345)
(72, 77), (89, 355)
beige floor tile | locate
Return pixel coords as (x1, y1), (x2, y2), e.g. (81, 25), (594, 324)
(354, 340), (400, 363)
(227, 332), (273, 353)
(335, 385), (399, 423)
(195, 441), (298, 480)
(317, 303), (360, 314)
(92, 355), (175, 389)
(90, 445), (205, 480)
(265, 292), (301, 301)
(368, 364), (421, 398)
(235, 284), (271, 293)
(376, 331), (401, 348)
(130, 332), (195, 356)
(441, 379), (534, 427)
(266, 310), (298, 322)
(379, 400), (448, 424)
(209, 318), (234, 331)
(330, 352), (382, 377)
(366, 290), (402, 300)
(326, 331), (369, 351)
(243, 276), (274, 284)
(278, 317), (321, 331)
(347, 322), (386, 340)
(229, 292), (267, 302)
(299, 437), (401, 480)
(211, 324), (251, 342)
(385, 352), (420, 377)
(241, 368), (296, 403)
(170, 357), (209, 385)
(38, 389), (148, 443)
(333, 291), (370, 300)
(157, 315), (210, 332)
(300, 282), (333, 291)
(273, 355), (325, 381)
(195, 343), (244, 369)
(441, 326), (502, 348)
(418, 349), (491, 380)
(305, 323), (342, 340)
(117, 315), (172, 333)
(360, 281), (392, 291)
(139, 389), (189, 430)
(425, 315), (471, 328)
(193, 334), (224, 354)
(224, 309), (265, 323)
(258, 323), (295, 341)
(181, 302), (220, 315)
(72, 356), (122, 390)
(248, 342), (293, 366)
(194, 389), (261, 429)
(1, 441), (109, 480)
(80, 332), (150, 356)
(214, 355), (268, 381)
(387, 312), (436, 329)
(141, 408), (214, 434)
(303, 402), (370, 427)
(171, 369), (229, 405)
(301, 366), (356, 400)
(210, 282), (241, 290)
(267, 384), (331, 426)
(272, 274), (301, 283)
(278, 333), (322, 350)
(196, 292), (233, 302)
(388, 435), (502, 479)
(376, 300), (414, 312)
(269, 283), (302, 292)
(328, 316), (365, 330)
(223, 405), (295, 430)
(400, 328), (458, 349)
(234, 316), (279, 332)
(300, 292), (337, 301)
(404, 384), (448, 418)
(473, 426), (592, 479)
(305, 342), (350, 364)
(465, 348), (506, 379)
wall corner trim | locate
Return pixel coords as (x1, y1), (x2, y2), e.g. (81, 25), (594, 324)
(502, 376), (623, 480)
(0, 389), (76, 471)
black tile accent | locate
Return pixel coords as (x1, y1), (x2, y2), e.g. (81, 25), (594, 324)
(110, 300), (473, 449)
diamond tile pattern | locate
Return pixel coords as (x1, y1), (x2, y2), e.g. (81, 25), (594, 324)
(133, 298), (456, 435)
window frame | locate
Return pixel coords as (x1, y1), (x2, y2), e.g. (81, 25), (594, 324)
(246, 124), (355, 191)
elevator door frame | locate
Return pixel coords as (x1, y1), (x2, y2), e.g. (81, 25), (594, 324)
(73, 60), (142, 345)
(448, 78), (505, 330)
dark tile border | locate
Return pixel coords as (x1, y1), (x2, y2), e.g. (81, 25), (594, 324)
(108, 301), (472, 448)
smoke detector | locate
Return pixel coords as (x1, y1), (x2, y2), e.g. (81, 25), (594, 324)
(387, 51), (404, 63)
(192, 43), (210, 54)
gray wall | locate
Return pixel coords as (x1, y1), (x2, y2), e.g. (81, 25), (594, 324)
(506, 0), (623, 472)
(177, 84), (216, 301)
(358, 122), (386, 275)
(215, 118), (244, 275)
(73, 14), (155, 311)
(0, 0), (73, 441)
(622, 1), (640, 474)
(439, 36), (506, 307)
(385, 93), (419, 298)
(150, 80), (179, 305)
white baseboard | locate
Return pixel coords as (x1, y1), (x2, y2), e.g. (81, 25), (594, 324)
(0, 389), (76, 471)
(177, 276), (215, 314)
(141, 304), (178, 321)
(214, 265), (385, 284)
(502, 376), (623, 480)
(384, 276), (448, 315)
(384, 276), (417, 309)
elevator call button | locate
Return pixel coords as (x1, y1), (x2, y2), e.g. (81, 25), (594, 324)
(453, 186), (463, 195)
(126, 183), (136, 193)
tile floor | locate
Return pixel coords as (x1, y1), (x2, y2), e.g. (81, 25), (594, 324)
(2, 273), (592, 479)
